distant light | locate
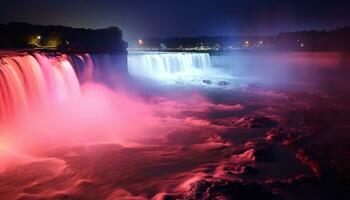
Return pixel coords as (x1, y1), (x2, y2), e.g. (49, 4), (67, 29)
(37, 35), (41, 40)
(244, 40), (250, 47)
(138, 39), (144, 46)
(300, 43), (304, 47)
(259, 41), (263, 44)
(160, 43), (167, 49)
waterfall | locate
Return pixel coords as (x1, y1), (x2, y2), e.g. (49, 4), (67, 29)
(0, 53), (81, 120)
(127, 52), (213, 80)
(0, 52), (126, 121)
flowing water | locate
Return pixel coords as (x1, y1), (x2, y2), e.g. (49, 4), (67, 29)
(127, 51), (227, 82)
(0, 51), (350, 200)
(0, 52), (128, 121)
(0, 51), (228, 121)
(0, 53), (80, 120)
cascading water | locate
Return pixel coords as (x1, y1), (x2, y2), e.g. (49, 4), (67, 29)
(0, 51), (227, 121)
(0, 52), (125, 121)
(127, 52), (214, 80)
(0, 53), (81, 120)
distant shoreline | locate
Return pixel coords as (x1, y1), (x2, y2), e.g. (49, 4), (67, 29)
(128, 49), (350, 56)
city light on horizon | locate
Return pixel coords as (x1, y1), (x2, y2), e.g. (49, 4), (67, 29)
(138, 39), (144, 46)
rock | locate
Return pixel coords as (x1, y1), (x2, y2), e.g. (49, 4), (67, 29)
(296, 149), (321, 177)
(231, 149), (256, 162)
(227, 165), (258, 175)
(153, 193), (182, 200)
(217, 81), (230, 86)
(243, 140), (275, 162)
(185, 179), (274, 200)
(235, 115), (277, 128)
(266, 127), (303, 145)
(203, 79), (212, 85)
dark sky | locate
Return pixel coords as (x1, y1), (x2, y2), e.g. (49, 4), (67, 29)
(0, 0), (349, 40)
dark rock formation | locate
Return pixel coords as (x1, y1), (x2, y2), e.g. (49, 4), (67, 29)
(235, 115), (277, 128)
(203, 79), (212, 85)
(185, 179), (274, 200)
(217, 80), (230, 86)
(266, 127), (304, 146)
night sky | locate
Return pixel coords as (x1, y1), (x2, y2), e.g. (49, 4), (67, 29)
(0, 0), (349, 40)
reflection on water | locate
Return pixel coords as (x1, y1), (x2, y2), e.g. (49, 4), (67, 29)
(0, 51), (350, 199)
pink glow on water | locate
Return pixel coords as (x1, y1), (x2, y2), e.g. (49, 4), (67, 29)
(1, 52), (348, 199)
(0, 53), (158, 171)
(0, 54), (81, 121)
(1, 83), (157, 153)
(0, 53), (217, 172)
(34, 53), (81, 102)
(0, 53), (85, 170)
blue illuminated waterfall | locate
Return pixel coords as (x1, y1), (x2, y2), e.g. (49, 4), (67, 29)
(127, 52), (213, 80)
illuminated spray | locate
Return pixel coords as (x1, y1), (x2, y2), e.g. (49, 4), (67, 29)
(0, 51), (231, 172)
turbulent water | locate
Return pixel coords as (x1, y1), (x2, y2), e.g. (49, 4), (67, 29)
(1, 51), (350, 200)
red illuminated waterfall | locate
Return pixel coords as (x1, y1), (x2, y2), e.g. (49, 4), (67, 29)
(0, 53), (81, 121)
